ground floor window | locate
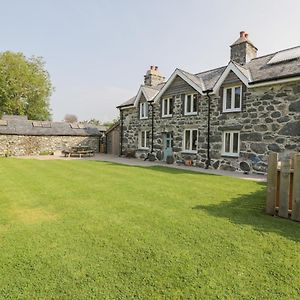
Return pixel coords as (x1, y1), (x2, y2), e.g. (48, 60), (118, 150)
(183, 129), (198, 152)
(222, 131), (240, 156)
(139, 130), (150, 149)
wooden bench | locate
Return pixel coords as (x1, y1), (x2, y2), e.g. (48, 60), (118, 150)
(62, 146), (95, 158)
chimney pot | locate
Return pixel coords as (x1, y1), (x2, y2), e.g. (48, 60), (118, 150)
(154, 66), (158, 70)
(150, 65), (153, 70)
(240, 31), (246, 37)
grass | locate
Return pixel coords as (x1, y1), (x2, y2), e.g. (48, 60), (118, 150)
(0, 158), (299, 299)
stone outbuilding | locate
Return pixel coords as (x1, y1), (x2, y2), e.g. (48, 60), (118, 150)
(0, 115), (105, 156)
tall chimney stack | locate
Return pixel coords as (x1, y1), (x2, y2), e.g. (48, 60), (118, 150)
(144, 66), (165, 86)
(230, 31), (257, 65)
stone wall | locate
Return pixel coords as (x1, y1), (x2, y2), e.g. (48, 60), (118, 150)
(0, 135), (99, 156)
(121, 80), (300, 173)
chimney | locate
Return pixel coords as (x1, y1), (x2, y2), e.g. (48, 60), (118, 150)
(230, 31), (258, 65)
(144, 66), (165, 86)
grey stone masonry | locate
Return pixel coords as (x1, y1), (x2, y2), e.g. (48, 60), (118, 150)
(120, 78), (300, 173)
(0, 135), (99, 156)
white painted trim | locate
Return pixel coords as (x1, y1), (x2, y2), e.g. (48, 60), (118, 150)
(139, 130), (150, 149)
(133, 87), (146, 108)
(221, 131), (240, 157)
(184, 93), (198, 115)
(139, 102), (149, 119)
(162, 97), (173, 117)
(183, 128), (198, 152)
(213, 61), (250, 94)
(250, 76), (300, 88)
(154, 69), (204, 103)
(222, 85), (242, 112)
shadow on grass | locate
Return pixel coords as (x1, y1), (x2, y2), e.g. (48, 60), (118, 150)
(94, 160), (220, 177)
(193, 182), (300, 243)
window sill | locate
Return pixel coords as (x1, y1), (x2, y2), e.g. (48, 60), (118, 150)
(162, 115), (173, 118)
(222, 109), (242, 113)
(181, 150), (197, 154)
(221, 153), (239, 158)
(184, 112), (197, 116)
(138, 148), (150, 151)
(140, 117), (149, 120)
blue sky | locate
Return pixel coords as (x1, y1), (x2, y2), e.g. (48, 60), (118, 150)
(1, 0), (300, 121)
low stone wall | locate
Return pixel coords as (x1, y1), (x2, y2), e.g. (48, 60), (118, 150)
(0, 135), (99, 156)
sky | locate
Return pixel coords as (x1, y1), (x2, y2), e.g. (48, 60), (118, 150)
(1, 0), (300, 122)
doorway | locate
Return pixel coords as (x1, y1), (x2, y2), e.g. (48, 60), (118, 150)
(163, 132), (173, 161)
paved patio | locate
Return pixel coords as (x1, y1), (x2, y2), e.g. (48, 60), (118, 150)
(19, 153), (267, 182)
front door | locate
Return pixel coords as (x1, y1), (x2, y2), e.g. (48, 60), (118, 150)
(163, 132), (173, 161)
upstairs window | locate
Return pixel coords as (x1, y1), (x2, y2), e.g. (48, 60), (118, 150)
(222, 131), (240, 157)
(140, 102), (148, 119)
(183, 129), (198, 153)
(139, 130), (150, 149)
(162, 97), (173, 117)
(223, 86), (242, 112)
(184, 94), (197, 115)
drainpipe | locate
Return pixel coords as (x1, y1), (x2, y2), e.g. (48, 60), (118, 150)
(119, 109), (124, 156)
(150, 101), (154, 153)
(204, 89), (213, 169)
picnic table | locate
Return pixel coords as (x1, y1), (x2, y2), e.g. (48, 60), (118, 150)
(62, 145), (95, 158)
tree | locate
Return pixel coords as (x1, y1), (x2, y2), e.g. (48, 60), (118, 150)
(81, 118), (119, 129)
(0, 51), (53, 120)
(64, 114), (78, 123)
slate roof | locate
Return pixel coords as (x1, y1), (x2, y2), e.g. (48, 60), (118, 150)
(118, 45), (300, 108)
(0, 115), (104, 136)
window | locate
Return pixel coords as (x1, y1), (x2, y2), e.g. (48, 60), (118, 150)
(183, 129), (198, 152)
(184, 94), (197, 115)
(223, 86), (242, 112)
(222, 131), (240, 157)
(140, 102), (148, 119)
(162, 97), (173, 117)
(139, 130), (150, 149)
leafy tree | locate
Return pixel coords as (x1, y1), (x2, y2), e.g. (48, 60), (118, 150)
(64, 114), (78, 123)
(82, 118), (119, 129)
(0, 51), (53, 120)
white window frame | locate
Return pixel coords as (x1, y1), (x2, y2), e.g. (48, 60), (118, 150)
(162, 97), (173, 117)
(184, 93), (197, 116)
(222, 131), (240, 157)
(139, 130), (150, 149)
(140, 102), (148, 119)
(183, 129), (198, 153)
(223, 85), (242, 112)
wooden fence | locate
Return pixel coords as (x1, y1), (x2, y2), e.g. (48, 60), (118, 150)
(266, 153), (300, 221)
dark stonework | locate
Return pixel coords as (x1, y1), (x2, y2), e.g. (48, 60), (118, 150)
(293, 85), (300, 94)
(254, 124), (268, 132)
(121, 80), (300, 174)
(268, 143), (281, 152)
(271, 111), (281, 118)
(240, 132), (262, 141)
(279, 121), (300, 136)
(250, 143), (267, 154)
(289, 100), (300, 112)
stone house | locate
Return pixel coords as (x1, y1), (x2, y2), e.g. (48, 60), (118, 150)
(117, 32), (300, 172)
(0, 115), (105, 156)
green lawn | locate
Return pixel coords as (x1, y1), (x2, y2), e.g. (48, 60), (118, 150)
(0, 159), (299, 299)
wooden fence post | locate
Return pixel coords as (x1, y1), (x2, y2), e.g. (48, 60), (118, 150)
(266, 153), (278, 215)
(278, 157), (291, 218)
(291, 154), (300, 222)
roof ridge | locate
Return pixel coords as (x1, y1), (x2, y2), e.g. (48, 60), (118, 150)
(195, 65), (227, 76)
